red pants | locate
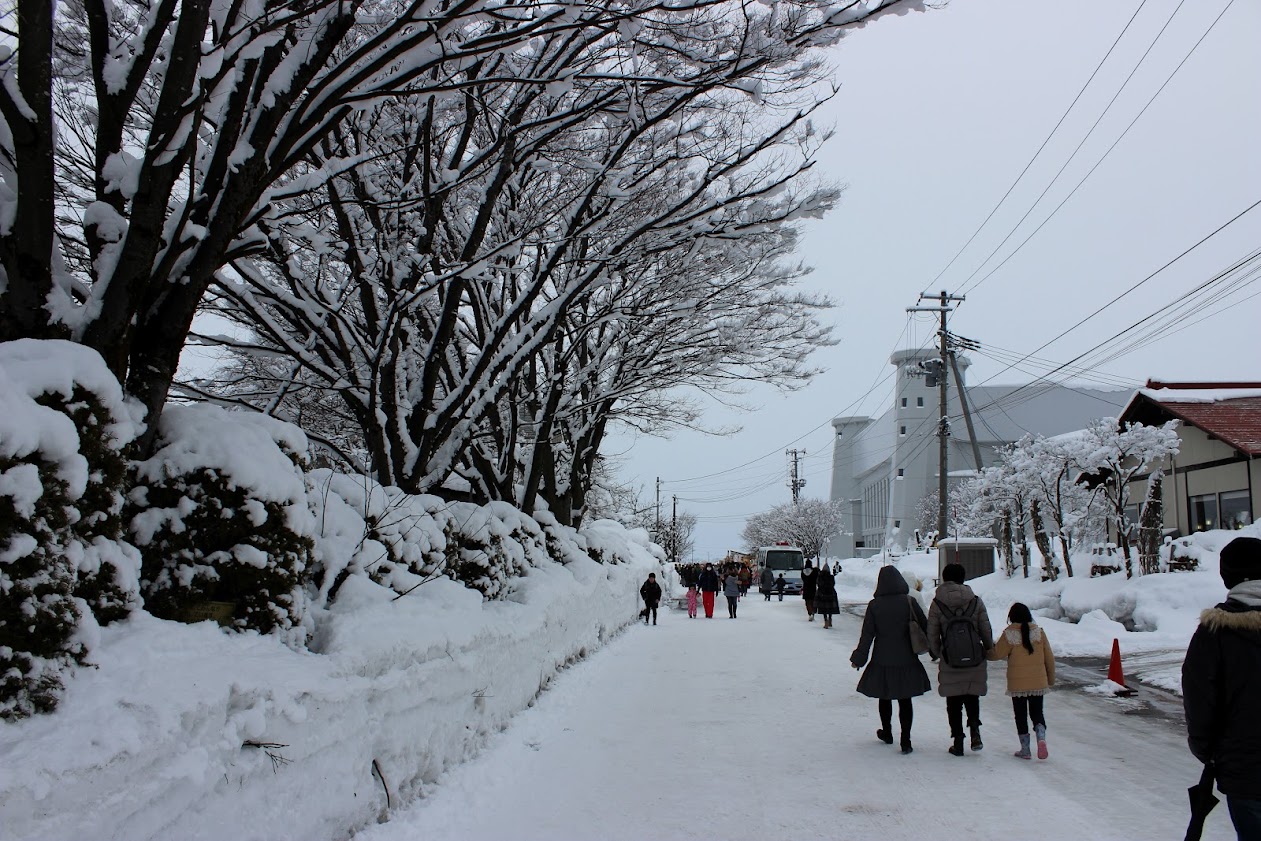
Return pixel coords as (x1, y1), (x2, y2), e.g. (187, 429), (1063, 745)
(702, 591), (716, 618)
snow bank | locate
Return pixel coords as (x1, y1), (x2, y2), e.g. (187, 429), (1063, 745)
(0, 530), (658, 841)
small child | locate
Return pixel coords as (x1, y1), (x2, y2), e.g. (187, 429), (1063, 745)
(686, 585), (699, 619)
(989, 602), (1056, 759)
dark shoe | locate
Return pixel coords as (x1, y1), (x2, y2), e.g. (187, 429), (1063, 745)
(969, 725), (983, 752)
(949, 736), (965, 757)
(900, 738), (913, 755)
(876, 729), (894, 745)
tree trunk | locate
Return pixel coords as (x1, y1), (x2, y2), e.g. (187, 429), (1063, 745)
(1138, 472), (1164, 576)
(1000, 512), (1015, 577)
(1031, 498), (1057, 581)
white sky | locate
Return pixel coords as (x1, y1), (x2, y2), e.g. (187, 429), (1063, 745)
(607, 0), (1261, 560)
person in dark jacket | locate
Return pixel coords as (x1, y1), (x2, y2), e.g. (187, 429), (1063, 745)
(1183, 536), (1261, 838)
(698, 563), (720, 618)
(814, 563), (840, 629)
(639, 573), (662, 625)
(850, 565), (931, 754)
(801, 561), (818, 620)
(761, 565), (775, 601)
(774, 573), (786, 601)
(928, 563), (994, 756)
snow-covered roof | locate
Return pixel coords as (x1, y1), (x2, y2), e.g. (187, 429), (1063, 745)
(1121, 382), (1261, 455)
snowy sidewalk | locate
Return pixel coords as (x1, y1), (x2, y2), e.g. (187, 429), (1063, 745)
(352, 597), (1234, 841)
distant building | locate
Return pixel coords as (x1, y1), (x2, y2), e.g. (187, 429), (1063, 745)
(1116, 381), (1261, 536)
(828, 348), (1129, 556)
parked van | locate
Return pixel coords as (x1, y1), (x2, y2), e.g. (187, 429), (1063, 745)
(757, 544), (805, 595)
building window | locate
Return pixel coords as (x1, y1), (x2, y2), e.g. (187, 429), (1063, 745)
(901, 398), (908, 408)
(1220, 490), (1252, 529)
(917, 397), (924, 407)
(897, 468), (904, 478)
(1189, 493), (1219, 532)
(900, 425), (907, 435)
(894, 520), (902, 528)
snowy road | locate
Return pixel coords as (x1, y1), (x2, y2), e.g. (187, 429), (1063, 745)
(353, 596), (1233, 841)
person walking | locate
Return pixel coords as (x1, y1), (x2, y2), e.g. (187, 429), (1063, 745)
(698, 563), (720, 619)
(739, 565), (752, 596)
(989, 602), (1055, 760)
(639, 573), (662, 626)
(723, 569), (741, 618)
(686, 584), (699, 619)
(761, 565), (775, 601)
(815, 562), (840, 629)
(801, 561), (818, 621)
(1182, 536), (1261, 840)
(774, 573), (786, 601)
(849, 566), (931, 754)
(927, 563), (994, 756)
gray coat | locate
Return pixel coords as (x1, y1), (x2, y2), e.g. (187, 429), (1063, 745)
(723, 575), (741, 598)
(850, 566), (931, 700)
(926, 581), (994, 697)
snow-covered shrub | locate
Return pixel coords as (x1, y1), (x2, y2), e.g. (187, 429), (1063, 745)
(444, 502), (553, 598)
(0, 340), (144, 718)
(130, 405), (315, 644)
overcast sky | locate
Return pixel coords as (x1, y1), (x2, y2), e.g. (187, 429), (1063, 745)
(607, 0), (1261, 560)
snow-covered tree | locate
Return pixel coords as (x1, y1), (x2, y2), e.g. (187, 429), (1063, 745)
(742, 499), (844, 560)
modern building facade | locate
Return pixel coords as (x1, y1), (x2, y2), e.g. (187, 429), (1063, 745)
(828, 348), (1129, 556)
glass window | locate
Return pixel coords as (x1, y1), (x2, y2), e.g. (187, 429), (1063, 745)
(901, 397), (908, 408)
(1220, 490), (1252, 529)
(896, 468), (904, 477)
(900, 425), (907, 435)
(917, 397), (924, 407)
(1189, 493), (1219, 532)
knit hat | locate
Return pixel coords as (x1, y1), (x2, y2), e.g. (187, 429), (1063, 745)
(1219, 537), (1261, 589)
(942, 563), (966, 584)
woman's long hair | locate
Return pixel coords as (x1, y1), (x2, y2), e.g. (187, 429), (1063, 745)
(1009, 602), (1035, 654)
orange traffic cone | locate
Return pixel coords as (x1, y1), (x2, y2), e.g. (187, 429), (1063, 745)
(1108, 638), (1135, 696)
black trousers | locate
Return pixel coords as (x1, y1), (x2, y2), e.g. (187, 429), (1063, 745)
(642, 605), (657, 624)
(1012, 695), (1046, 735)
(726, 595), (738, 617)
(946, 694), (981, 738)
(878, 698), (914, 737)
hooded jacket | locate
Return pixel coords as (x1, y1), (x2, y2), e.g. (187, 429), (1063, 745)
(640, 579), (662, 608)
(801, 566), (818, 600)
(849, 566), (931, 700)
(1182, 583), (1261, 798)
(927, 581), (993, 697)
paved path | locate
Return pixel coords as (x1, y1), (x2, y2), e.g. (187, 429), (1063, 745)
(353, 595), (1233, 840)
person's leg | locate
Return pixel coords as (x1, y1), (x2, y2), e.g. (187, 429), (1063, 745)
(898, 698), (914, 753)
(651, 606), (657, 625)
(1012, 697), (1032, 758)
(1030, 696), (1048, 758)
(964, 695), (983, 751)
(732, 597), (738, 618)
(877, 699), (893, 743)
(1227, 797), (1261, 841)
(946, 696), (964, 739)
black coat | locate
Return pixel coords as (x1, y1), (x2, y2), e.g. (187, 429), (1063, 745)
(850, 566), (931, 700)
(1182, 596), (1261, 798)
(698, 569), (720, 593)
(801, 567), (818, 599)
(814, 568), (840, 615)
(640, 580), (662, 608)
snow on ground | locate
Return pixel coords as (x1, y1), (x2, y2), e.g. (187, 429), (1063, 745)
(352, 596), (1233, 841)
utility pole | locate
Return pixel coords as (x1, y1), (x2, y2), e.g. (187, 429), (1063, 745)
(787, 448), (807, 503)
(670, 494), (678, 562)
(655, 477), (662, 541)
(908, 289), (965, 541)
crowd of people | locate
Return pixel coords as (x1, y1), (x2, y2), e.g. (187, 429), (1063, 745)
(638, 537), (1261, 841)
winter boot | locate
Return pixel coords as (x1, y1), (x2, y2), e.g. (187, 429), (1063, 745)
(876, 728), (894, 745)
(948, 735), (965, 757)
(1035, 724), (1048, 759)
(900, 734), (913, 755)
(969, 724), (983, 752)
(1014, 733), (1032, 760)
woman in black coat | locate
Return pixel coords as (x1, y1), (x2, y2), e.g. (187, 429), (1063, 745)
(814, 563), (840, 629)
(850, 565), (931, 754)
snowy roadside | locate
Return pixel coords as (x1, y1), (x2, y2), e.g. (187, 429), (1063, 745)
(0, 548), (658, 841)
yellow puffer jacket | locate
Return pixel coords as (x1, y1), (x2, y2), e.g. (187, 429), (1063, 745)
(989, 623), (1055, 696)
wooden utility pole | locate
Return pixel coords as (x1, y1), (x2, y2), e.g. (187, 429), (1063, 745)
(908, 290), (965, 540)
(787, 448), (807, 503)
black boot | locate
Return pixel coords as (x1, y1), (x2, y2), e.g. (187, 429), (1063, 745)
(900, 735), (913, 755)
(949, 735), (965, 757)
(969, 724), (983, 752)
(876, 728), (894, 745)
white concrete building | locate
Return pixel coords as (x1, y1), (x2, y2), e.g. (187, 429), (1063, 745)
(828, 348), (1129, 556)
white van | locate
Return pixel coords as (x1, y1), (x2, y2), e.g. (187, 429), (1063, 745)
(757, 544), (805, 595)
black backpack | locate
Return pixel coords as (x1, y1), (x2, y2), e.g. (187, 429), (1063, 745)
(934, 597), (985, 668)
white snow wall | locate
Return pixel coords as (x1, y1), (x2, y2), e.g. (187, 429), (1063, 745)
(0, 555), (654, 841)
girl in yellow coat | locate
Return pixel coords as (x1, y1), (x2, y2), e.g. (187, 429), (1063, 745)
(989, 602), (1056, 759)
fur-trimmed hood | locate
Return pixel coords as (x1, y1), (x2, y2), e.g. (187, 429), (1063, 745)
(1200, 602), (1261, 637)
(1002, 623), (1043, 646)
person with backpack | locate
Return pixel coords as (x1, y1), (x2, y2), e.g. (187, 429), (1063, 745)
(927, 563), (994, 756)
(815, 562), (840, 629)
(989, 602), (1055, 760)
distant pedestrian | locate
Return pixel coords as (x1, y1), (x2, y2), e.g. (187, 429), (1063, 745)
(849, 565), (931, 754)
(1182, 536), (1261, 840)
(723, 569), (741, 618)
(761, 565), (775, 601)
(928, 563), (993, 756)
(686, 584), (699, 619)
(698, 563), (720, 619)
(775, 573), (786, 601)
(640, 573), (662, 626)
(989, 602), (1055, 760)
(815, 563), (840, 629)
(739, 565), (752, 596)
(801, 561), (818, 621)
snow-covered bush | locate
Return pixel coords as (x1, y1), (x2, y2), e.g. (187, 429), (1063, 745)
(0, 340), (144, 718)
(130, 405), (316, 644)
